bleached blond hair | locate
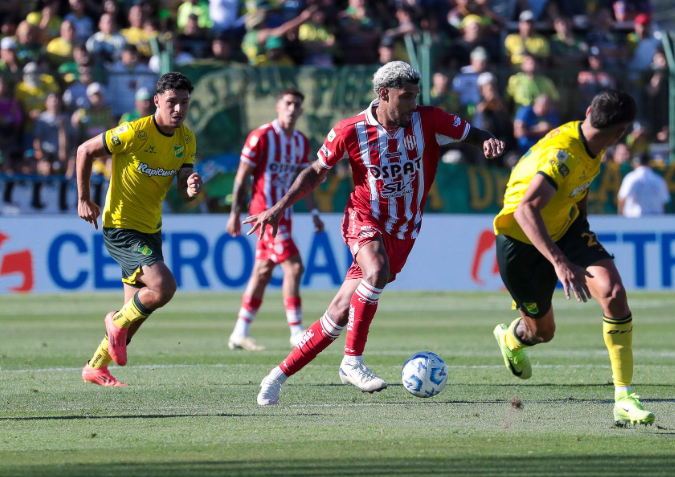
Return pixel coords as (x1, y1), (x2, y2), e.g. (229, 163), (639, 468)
(372, 61), (421, 95)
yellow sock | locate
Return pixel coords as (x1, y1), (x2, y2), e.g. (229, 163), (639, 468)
(89, 336), (112, 369)
(603, 314), (633, 387)
(113, 292), (152, 328)
(504, 317), (530, 352)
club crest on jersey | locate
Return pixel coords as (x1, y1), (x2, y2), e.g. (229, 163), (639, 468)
(173, 145), (184, 158)
(402, 135), (417, 151)
(369, 142), (380, 154)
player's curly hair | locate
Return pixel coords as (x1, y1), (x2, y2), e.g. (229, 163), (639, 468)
(589, 90), (637, 129)
(155, 72), (194, 95)
(372, 61), (421, 95)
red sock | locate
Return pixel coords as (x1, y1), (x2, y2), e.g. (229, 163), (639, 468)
(280, 312), (344, 377)
(283, 296), (302, 326)
(239, 294), (262, 323)
(344, 280), (383, 356)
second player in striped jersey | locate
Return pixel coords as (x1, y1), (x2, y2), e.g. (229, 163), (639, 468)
(247, 62), (504, 405)
(226, 88), (324, 351)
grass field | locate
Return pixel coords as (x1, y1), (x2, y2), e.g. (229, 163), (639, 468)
(1, 291), (674, 477)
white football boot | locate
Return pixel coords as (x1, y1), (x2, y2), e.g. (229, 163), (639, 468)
(257, 374), (284, 406)
(228, 334), (265, 351)
(339, 359), (387, 393)
(289, 329), (305, 348)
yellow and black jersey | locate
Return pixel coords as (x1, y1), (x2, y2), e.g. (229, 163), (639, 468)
(101, 115), (196, 233)
(494, 121), (604, 244)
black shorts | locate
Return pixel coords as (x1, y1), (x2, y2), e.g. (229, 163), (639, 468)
(496, 216), (612, 319)
(102, 228), (163, 288)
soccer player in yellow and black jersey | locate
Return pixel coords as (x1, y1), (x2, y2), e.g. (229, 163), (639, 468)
(492, 90), (655, 426)
(76, 72), (203, 386)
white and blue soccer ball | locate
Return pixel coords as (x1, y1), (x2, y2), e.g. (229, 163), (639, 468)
(401, 351), (448, 398)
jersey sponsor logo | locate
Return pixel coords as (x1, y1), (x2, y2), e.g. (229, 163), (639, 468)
(137, 162), (180, 178)
(184, 134), (191, 144)
(116, 125), (128, 133)
(173, 145), (184, 158)
(137, 131), (148, 141)
(369, 157), (423, 198)
(555, 149), (568, 163)
(402, 135), (417, 151)
(111, 135), (121, 146)
(358, 226), (380, 239)
(558, 163), (570, 178)
(453, 116), (462, 127)
(268, 162), (302, 173)
(381, 175), (416, 198)
(144, 145), (157, 154)
(320, 144), (331, 158)
(570, 181), (591, 198)
(326, 129), (336, 142)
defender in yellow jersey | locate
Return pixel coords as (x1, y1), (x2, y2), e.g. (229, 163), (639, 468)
(492, 90), (654, 426)
(76, 73), (203, 386)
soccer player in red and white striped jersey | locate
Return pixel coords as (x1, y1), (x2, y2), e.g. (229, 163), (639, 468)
(246, 62), (504, 405)
(226, 88), (324, 351)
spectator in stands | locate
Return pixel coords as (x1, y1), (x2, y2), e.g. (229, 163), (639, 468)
(149, 37), (195, 72)
(86, 13), (127, 65)
(506, 54), (559, 110)
(587, 8), (625, 68)
(627, 14), (661, 73)
(107, 44), (154, 117)
(383, 6), (417, 41)
(27, 0), (63, 44)
(0, 37), (21, 74)
(63, 65), (96, 110)
(1, 18), (18, 43)
(121, 5), (153, 59)
(298, 9), (335, 67)
(577, 47), (617, 116)
(253, 35), (294, 66)
(451, 14), (489, 68)
(420, 13), (452, 69)
(210, 0), (243, 35)
(626, 121), (650, 155)
(33, 93), (76, 175)
(15, 21), (43, 65)
(550, 16), (587, 68)
(513, 94), (560, 154)
(613, 143), (632, 165)
(58, 44), (92, 83)
(337, 0), (380, 65)
(504, 10), (550, 67)
(119, 87), (154, 124)
(447, 0), (480, 29)
(177, 0), (213, 31)
(473, 72), (514, 165)
(180, 13), (211, 58)
(430, 71), (462, 115)
(377, 36), (395, 66)
(71, 82), (115, 142)
(647, 51), (669, 135)
(65, 0), (94, 45)
(241, 4), (313, 65)
(618, 153), (670, 217)
(46, 20), (76, 67)
(15, 62), (59, 130)
(452, 46), (489, 112)
(0, 76), (23, 172)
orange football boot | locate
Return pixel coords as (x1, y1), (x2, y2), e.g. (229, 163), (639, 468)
(82, 362), (127, 386)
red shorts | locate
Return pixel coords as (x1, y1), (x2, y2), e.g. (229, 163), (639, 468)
(256, 215), (300, 264)
(341, 207), (416, 282)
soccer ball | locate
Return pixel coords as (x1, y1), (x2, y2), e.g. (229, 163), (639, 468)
(401, 351), (448, 398)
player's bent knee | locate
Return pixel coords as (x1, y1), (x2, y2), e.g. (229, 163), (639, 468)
(603, 283), (629, 316)
(363, 265), (390, 289)
(536, 328), (555, 343)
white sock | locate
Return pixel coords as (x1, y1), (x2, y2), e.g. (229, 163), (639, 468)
(269, 366), (288, 383)
(342, 355), (364, 366)
(290, 324), (304, 335)
(615, 385), (631, 395)
(232, 318), (250, 337)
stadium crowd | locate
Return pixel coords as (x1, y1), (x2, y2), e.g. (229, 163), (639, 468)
(0, 0), (668, 180)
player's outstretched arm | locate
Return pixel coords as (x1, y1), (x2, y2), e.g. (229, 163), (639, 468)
(177, 166), (203, 203)
(244, 160), (328, 239)
(226, 161), (256, 237)
(463, 127), (505, 159)
(514, 174), (592, 302)
(76, 135), (109, 230)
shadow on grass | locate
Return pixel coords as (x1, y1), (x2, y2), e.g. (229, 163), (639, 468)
(3, 455), (675, 477)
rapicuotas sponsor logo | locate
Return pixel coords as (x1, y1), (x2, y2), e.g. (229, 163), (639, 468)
(137, 163), (180, 178)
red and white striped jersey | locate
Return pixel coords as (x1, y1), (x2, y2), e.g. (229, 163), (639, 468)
(318, 99), (470, 239)
(241, 119), (311, 219)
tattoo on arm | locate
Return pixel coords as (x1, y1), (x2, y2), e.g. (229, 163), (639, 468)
(276, 162), (326, 212)
(231, 179), (247, 215)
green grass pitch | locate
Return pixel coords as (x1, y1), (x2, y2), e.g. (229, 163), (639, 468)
(1, 291), (674, 476)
